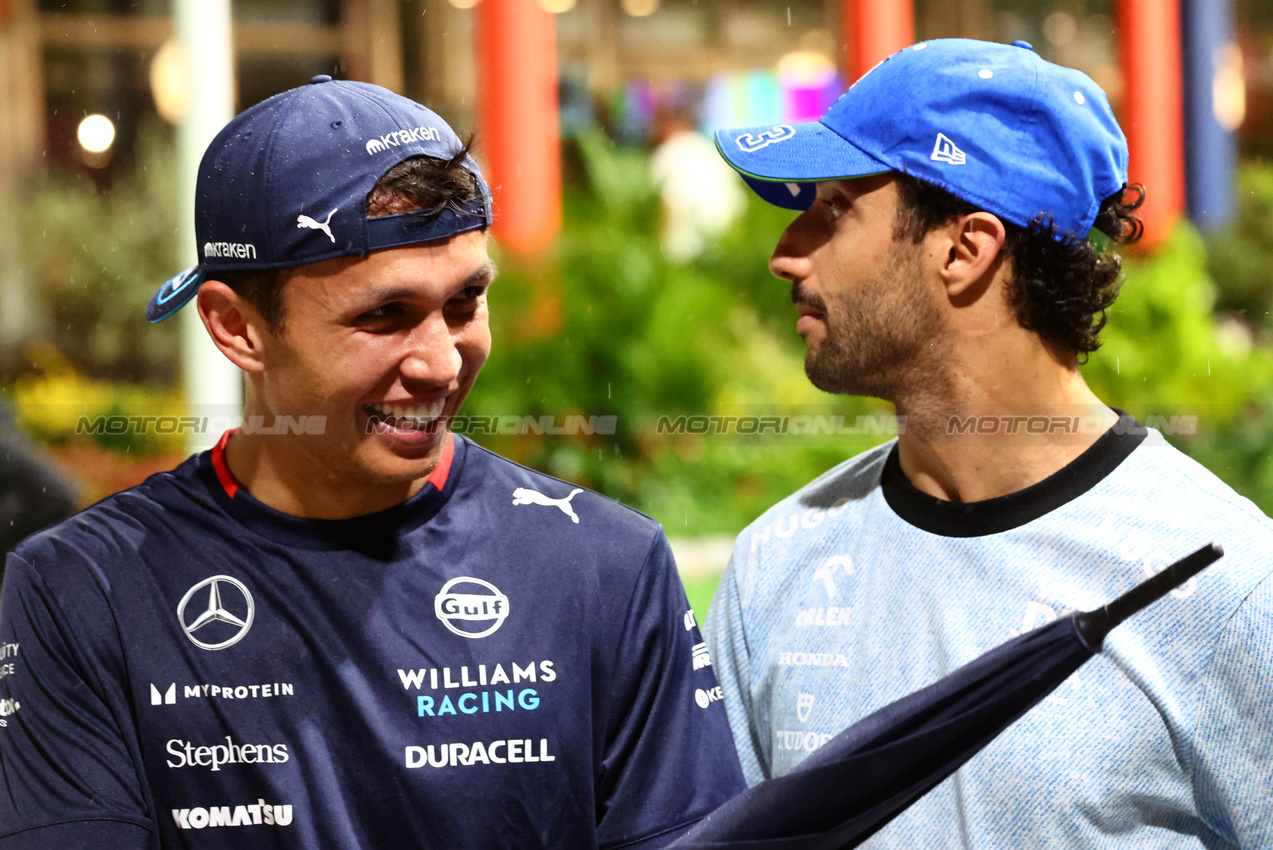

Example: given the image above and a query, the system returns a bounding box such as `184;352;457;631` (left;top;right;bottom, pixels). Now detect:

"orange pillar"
843;0;914;82
476;0;561;256
1116;0;1184;247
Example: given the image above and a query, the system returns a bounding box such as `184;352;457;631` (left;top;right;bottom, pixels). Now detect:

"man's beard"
800;240;946;401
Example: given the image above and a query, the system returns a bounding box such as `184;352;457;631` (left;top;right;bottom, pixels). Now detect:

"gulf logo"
434;577;511;639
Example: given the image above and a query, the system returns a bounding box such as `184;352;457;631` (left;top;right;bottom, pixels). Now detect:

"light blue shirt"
707;427;1273;848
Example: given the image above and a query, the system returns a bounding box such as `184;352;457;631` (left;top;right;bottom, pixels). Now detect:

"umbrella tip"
1075;541;1226;651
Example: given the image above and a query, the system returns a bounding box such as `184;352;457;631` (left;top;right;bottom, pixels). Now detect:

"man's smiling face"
253;228;493;494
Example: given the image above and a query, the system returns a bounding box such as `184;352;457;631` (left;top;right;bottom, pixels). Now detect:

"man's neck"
223;431;425;520
890;340;1118;504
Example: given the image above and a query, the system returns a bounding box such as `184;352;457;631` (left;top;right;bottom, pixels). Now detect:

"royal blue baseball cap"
148;76;493;323
715;38;1128;237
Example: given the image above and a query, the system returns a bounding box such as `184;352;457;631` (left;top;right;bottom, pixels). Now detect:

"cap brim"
714;121;891;210
147;267;207;323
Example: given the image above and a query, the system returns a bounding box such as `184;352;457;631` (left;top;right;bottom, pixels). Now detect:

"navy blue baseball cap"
715;38;1128;237
148;76;493;323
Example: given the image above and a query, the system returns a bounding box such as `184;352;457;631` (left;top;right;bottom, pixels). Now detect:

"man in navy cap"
706;39;1273;847
0;78;743;848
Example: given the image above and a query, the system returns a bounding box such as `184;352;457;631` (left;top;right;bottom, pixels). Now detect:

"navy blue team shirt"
0;433;745;848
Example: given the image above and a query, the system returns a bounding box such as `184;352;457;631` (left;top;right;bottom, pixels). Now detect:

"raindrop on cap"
1011;40;1034;51
310;74;334;84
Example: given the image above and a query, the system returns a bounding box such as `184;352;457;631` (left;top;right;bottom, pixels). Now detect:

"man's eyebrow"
355;262;499;306
470;260;498;285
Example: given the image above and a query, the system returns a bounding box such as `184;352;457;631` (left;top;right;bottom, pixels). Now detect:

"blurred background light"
621;0;659;18
76;114;115;168
775;30;839;124
537;0;576;13
1214;42;1246;131
77;114;115;154
1042;11;1078;46
447;0;480;9
150;39;192;125
776;49;835;85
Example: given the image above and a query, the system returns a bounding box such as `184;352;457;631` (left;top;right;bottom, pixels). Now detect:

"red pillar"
476;0;561;255
1116;0;1184;248
843;0;914;82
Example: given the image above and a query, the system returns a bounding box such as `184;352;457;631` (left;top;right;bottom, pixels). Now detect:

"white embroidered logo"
797;692;815;723
151;683;177;705
735;125;796;153
297;209;337;243
434;577;510;639
812;555;855;598
930;133;966;165
365;126;443;155
512;487;583;524
691;642;713;670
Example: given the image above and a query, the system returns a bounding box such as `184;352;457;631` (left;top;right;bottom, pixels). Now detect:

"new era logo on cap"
930;133;967;165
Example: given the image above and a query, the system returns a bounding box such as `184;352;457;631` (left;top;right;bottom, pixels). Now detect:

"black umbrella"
673;543;1224;850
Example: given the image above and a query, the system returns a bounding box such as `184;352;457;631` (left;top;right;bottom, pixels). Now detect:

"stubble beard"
803;241;946;402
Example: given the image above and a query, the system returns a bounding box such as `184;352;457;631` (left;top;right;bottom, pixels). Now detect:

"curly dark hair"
892;173;1145;359
217;138;483;333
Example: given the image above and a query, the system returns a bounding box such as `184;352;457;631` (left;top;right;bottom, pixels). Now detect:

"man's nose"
769;210;819;283
400;315;462;385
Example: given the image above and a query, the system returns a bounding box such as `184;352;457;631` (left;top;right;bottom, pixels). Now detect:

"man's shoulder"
1117;433;1273;534
736;440;894;545
457;437;664;545
1095;433;1273;626
720;441;893;605
11;453;206;575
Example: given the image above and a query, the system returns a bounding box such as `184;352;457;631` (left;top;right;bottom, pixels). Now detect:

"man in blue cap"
0;78;743;848
706;39;1273;847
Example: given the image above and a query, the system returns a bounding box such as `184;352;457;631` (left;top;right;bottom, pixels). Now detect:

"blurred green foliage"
1205;162;1273;326
1084;223;1273;421
17;125;182;385
1083;222;1273;514
11;344;184;456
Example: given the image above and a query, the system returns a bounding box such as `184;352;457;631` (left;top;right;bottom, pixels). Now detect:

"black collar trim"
880;412;1147;538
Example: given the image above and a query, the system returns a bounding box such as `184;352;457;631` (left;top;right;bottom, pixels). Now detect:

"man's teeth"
370;402;445;424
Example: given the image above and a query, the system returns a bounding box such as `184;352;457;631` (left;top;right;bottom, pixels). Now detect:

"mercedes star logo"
177;575;255;651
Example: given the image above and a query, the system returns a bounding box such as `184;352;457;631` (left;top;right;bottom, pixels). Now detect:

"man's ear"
938;212;1007;299
196;281;269;373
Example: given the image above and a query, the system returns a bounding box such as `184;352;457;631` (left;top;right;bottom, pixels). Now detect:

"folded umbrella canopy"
673;543;1224;850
